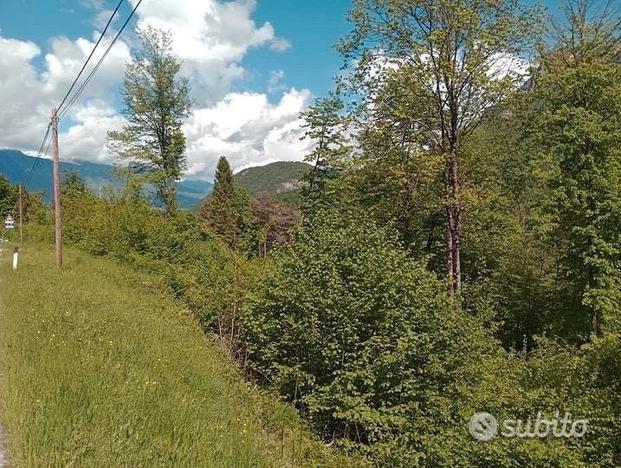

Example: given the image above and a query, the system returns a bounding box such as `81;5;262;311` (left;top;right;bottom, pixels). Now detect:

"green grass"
0;245;355;467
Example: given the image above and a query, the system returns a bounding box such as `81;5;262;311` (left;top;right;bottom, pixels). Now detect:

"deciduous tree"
108;27;191;215
339;0;541;298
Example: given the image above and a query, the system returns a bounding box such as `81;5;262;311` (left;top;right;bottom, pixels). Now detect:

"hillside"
234;161;312;203
0;150;212;209
0;244;355;467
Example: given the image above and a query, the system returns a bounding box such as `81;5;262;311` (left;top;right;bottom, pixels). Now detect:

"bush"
241;208;618;466
243;210;472;453
28;191;261;352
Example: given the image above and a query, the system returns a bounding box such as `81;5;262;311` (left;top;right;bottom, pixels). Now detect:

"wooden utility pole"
51;108;63;268
18;184;23;245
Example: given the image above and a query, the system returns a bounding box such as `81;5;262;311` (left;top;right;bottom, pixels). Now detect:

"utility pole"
51;108;63;268
18;184;23;245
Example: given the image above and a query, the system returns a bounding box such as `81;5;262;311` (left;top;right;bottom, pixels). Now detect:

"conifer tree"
200;157;253;250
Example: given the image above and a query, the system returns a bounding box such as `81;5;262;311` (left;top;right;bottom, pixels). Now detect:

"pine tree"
200;157;253;250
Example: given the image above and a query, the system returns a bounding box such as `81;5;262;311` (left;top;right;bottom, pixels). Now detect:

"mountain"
0;149;212;209
234;161;312;205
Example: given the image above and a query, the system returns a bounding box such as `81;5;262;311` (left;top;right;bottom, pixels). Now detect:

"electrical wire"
23;0;143;191
23;123;52;187
58;0;143;121
56;0;125;115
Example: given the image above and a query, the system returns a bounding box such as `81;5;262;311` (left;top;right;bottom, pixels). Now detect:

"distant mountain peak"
234;161;312;197
0;149;212;210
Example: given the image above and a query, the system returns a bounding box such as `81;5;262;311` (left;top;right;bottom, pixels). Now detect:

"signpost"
5;215;15;230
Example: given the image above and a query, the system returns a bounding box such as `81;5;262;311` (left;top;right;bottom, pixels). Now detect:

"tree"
0;175;17;219
300;95;350;215
61;171;88;196
339;0;541;298
108;27;191;215
523;0;621;338
344;75;446;256
23;191;48;224
199;157;253;250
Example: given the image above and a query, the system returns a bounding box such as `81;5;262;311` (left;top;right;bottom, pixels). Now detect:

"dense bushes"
243;210;463;444
241;208;620;466
28;189;260;351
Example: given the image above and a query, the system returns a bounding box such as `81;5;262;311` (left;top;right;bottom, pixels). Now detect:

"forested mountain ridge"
0;149;213;209
234;161;312;200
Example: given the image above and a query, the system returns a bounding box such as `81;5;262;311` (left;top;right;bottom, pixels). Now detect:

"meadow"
0;244;356;467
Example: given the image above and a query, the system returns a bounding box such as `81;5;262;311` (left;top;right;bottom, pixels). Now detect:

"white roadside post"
5;215;17;270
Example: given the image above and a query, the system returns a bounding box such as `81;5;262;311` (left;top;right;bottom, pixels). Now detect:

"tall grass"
0;245;356;467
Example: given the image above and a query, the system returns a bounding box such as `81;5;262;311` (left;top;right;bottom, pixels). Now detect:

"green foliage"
244;209;465;454
199;156;255;253
299;95;351;215
14;2;621;466
27;183;257;355
0;245;359;467
241;208;619;465
518;6;621;340
0;175;17;219
338;0;543;295
108;27;191;215
23;191;48;224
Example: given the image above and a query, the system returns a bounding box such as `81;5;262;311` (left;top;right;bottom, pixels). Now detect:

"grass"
0;244;356;467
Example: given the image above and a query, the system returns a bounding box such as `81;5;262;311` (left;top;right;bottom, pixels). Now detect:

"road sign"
5;215;15;230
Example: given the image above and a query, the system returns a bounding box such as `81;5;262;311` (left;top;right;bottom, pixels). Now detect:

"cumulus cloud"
184;89;312;177
0;0;311;179
132;0;291;102
61;101;126;161
0;31;130;161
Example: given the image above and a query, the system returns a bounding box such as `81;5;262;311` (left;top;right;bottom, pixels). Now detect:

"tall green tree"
108;27;191;215
300;95;350;215
339;0;541;298
524;0;621;338
199;157;253;251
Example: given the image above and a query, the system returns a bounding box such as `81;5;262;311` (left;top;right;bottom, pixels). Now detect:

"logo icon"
469;412;498;442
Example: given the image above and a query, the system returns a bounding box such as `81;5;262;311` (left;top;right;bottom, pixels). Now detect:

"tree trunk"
445;149;462;300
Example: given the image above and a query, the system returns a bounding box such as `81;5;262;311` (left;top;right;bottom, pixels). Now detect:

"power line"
23;123;52;188
58;0;143;121
56;0;125;115
23;0;142;189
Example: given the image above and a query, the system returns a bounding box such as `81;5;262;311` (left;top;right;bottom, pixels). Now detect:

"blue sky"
0;0;567;178
0;0;353;98
0;0;563;99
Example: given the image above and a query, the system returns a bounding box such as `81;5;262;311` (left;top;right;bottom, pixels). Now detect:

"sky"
0;0;562;180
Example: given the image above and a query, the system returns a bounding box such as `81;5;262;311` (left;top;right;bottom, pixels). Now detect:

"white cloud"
0;0;311;180
132;0;290;102
184;89;312;177
61;101;126;162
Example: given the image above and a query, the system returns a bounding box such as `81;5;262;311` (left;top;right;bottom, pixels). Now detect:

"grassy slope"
0;245;354;467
